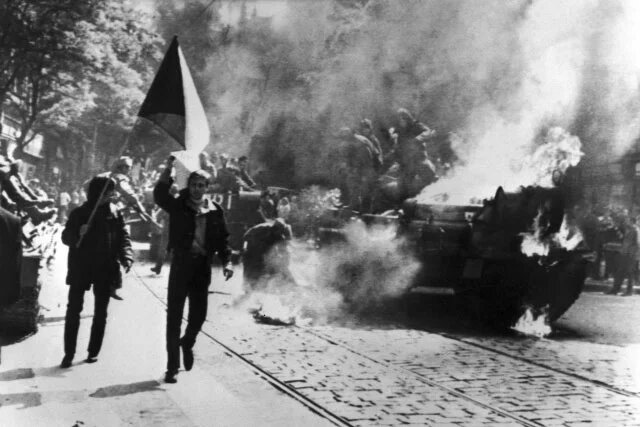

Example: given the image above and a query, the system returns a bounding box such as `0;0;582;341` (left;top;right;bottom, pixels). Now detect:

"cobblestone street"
134;258;640;427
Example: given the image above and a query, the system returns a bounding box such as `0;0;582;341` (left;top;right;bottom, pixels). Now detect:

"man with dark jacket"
60;176;133;368
154;156;233;384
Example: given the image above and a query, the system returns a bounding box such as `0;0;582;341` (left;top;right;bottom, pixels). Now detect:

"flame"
521;233;550;257
553;215;584;251
251;294;301;326
512;306;551;338
521;213;584;257
417;127;584;206
520;209;550;257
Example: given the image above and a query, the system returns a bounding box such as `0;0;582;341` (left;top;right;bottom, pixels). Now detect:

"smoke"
315;221;421;308
171;0;640;195
237;220;421;325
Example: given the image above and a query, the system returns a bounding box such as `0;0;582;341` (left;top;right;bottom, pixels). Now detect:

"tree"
1;0;162;182
36;1;162;181
0;0;101;148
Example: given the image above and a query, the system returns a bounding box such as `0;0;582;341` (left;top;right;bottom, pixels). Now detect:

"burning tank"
395;184;591;328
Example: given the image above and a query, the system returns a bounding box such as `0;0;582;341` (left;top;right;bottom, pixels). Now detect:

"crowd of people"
577;204;640;296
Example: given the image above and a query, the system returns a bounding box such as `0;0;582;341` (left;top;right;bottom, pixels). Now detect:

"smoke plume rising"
166;0;640;194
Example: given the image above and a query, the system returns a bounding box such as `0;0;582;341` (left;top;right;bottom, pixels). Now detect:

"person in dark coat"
154;156;234;384
60;176;133;368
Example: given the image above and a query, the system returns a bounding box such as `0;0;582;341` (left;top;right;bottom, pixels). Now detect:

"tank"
398;185;592;328
209;191;264;252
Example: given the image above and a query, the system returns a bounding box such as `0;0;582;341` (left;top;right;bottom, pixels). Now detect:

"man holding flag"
154;157;233;383
139;36;233;383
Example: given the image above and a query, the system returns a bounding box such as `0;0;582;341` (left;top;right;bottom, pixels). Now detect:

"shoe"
86;355;98;363
60;355;73;368
181;342;194;371
164;371;178;384
110;289;123;300
150;266;162;275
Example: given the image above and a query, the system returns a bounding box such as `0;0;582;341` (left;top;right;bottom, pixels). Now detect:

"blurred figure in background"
237;156;257;190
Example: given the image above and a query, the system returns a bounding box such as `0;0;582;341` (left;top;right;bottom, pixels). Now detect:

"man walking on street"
60;176;133;368
154;156;234;384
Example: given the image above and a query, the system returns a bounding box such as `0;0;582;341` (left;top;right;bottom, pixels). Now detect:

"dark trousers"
166;252;211;373
64;283;110;357
613;254;636;293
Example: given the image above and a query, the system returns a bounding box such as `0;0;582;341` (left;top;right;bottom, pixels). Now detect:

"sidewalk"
583;277;640;294
0;245;334;427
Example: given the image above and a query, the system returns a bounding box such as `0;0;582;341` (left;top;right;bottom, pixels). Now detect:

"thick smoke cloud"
239;221;421;325
182;0;640;194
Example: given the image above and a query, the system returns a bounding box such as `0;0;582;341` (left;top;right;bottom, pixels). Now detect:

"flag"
138;36;210;154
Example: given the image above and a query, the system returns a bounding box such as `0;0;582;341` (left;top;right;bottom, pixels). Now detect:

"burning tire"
460;253;587;329
525;254;587;322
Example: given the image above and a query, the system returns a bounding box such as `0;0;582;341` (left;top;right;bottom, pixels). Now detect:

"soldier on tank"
387;108;438;200
212;154;248;194
237;155;257;190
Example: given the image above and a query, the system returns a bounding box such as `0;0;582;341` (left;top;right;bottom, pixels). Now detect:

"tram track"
133;266;640;426
438;331;639;398
132;268;354;427
302;328;541;427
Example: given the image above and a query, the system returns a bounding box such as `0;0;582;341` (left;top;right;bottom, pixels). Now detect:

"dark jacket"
0;206;22;306
154;179;231;266
61;202;132;289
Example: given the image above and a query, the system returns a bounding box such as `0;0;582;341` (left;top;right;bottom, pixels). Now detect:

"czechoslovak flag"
138;36;209;186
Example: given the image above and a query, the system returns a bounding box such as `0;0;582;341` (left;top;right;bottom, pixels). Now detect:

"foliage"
40;1;162;160
0;0;100;146
0;0;162;183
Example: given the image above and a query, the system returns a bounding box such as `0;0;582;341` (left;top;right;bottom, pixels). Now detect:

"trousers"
64;283;111;357
166;251;211;372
